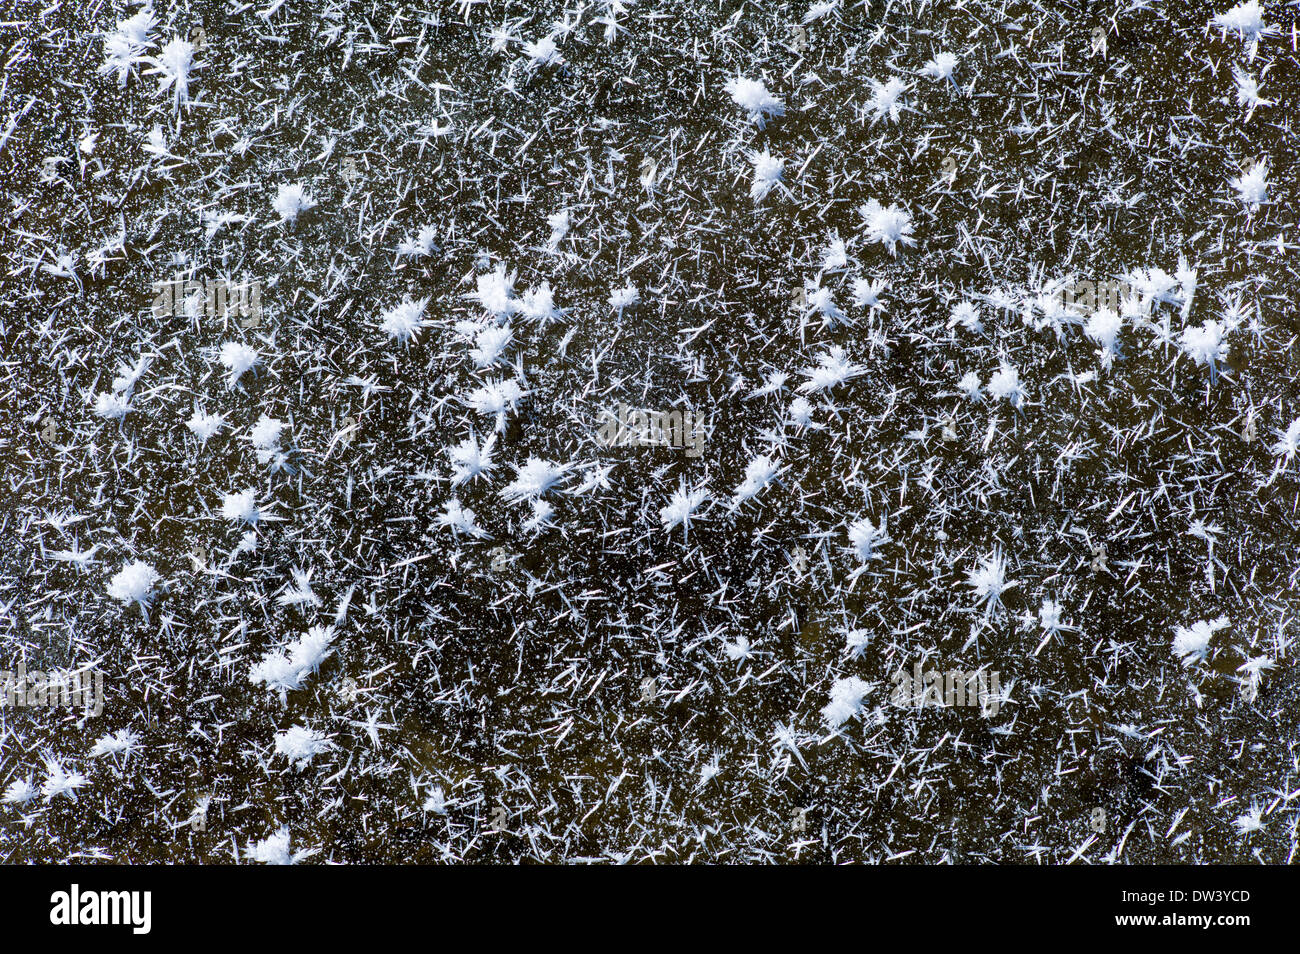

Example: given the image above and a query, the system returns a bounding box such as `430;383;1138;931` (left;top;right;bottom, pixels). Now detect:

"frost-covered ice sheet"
1;0;1298;864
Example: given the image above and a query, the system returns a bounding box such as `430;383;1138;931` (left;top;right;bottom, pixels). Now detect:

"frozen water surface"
1;0;1298;863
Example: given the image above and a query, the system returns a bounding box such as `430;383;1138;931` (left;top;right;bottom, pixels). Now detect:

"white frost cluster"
107;560;160;613
726;77;785;127
252;626;337;695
